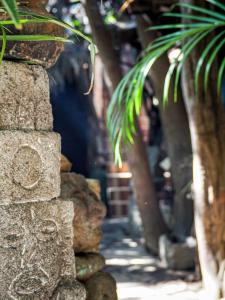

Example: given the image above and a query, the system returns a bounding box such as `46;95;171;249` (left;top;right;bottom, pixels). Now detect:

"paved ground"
101;218;203;300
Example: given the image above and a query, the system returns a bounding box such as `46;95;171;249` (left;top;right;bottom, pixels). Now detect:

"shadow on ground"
101;218;203;300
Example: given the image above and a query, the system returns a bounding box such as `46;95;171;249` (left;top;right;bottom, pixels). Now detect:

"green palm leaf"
1;0;21;29
0;9;96;93
108;0;225;162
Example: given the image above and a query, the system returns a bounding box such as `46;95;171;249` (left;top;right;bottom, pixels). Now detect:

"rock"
61;155;72;173
0;61;53;130
86;179;101;199
61;173;106;253
76;253;105;281
159;234;196;270
1;0;64;68
52;279;86;300
0;131;61;204
128;196;143;238
85;272;118;300
0;199;75;299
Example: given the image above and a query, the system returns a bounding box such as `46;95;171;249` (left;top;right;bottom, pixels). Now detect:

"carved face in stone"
0;200;75;299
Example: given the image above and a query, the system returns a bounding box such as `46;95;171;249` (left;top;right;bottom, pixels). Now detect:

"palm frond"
0;8;96;93
0;0;21;29
108;0;225;162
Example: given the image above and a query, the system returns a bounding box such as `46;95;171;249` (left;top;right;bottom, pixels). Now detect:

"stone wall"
0;45;117;300
61;172;118;300
0;61;78;299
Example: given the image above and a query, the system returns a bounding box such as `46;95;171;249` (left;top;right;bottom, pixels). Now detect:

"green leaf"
204;37;225;90
206;0;225;12
217;56;225;94
163;62;177;105
1;34;72;43
148;23;222;31
173;29;213;102
108;0;225;162
0;25;6;63
163;12;219;23
1;0;21;29
194;30;225;93
175;2;225;22
1;9;96;94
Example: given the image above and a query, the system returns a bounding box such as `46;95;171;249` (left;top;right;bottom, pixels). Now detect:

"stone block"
61;173;106;253
0;61;53;130
159;234;196;270
86;179;101;199
51;279;86;300
0;199;75;299
61;155;72;173
76;253;105;281
0;131;61;204
85;272;118;300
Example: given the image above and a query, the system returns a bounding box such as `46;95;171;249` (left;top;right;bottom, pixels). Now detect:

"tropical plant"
0;1;96;91
0;0;21;29
107;0;225;163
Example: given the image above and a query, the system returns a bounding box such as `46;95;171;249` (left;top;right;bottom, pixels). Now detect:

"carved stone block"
0;131;61;204
0;61;53;130
0;199;75;299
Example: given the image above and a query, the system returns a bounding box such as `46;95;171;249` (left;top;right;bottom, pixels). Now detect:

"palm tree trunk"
181;1;225;298
83;0;168;254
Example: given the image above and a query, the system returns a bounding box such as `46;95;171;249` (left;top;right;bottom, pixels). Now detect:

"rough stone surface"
51;279;86;300
0;61;53;130
61;155;72;173
61;173;106;253
85;272;118;300
0;131;61;204
159;235;196;270
86;179;101;198
0;199;75;299
76;253;105;281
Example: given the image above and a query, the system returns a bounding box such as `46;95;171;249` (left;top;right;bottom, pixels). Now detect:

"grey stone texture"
51;279;86;300
76;253;105;281
0;61;53;130
0;199;75;299
0;131;61;204
159;234;196;270
61;173;106;253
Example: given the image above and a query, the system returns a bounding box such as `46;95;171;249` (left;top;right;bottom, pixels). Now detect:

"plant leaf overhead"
0;5;96;93
108;0;225;163
0;0;21;29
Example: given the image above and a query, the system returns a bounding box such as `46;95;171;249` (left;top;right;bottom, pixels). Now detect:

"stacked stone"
0;1;89;298
61;172;118;300
0;61;86;299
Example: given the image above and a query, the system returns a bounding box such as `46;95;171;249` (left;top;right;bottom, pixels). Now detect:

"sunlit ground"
101;218;203;300
117;281;203;300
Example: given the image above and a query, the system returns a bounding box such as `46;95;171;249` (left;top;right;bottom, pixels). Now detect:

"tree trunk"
136;15;193;239
129;124;170;253
181;1;225;298
83;0;168;254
